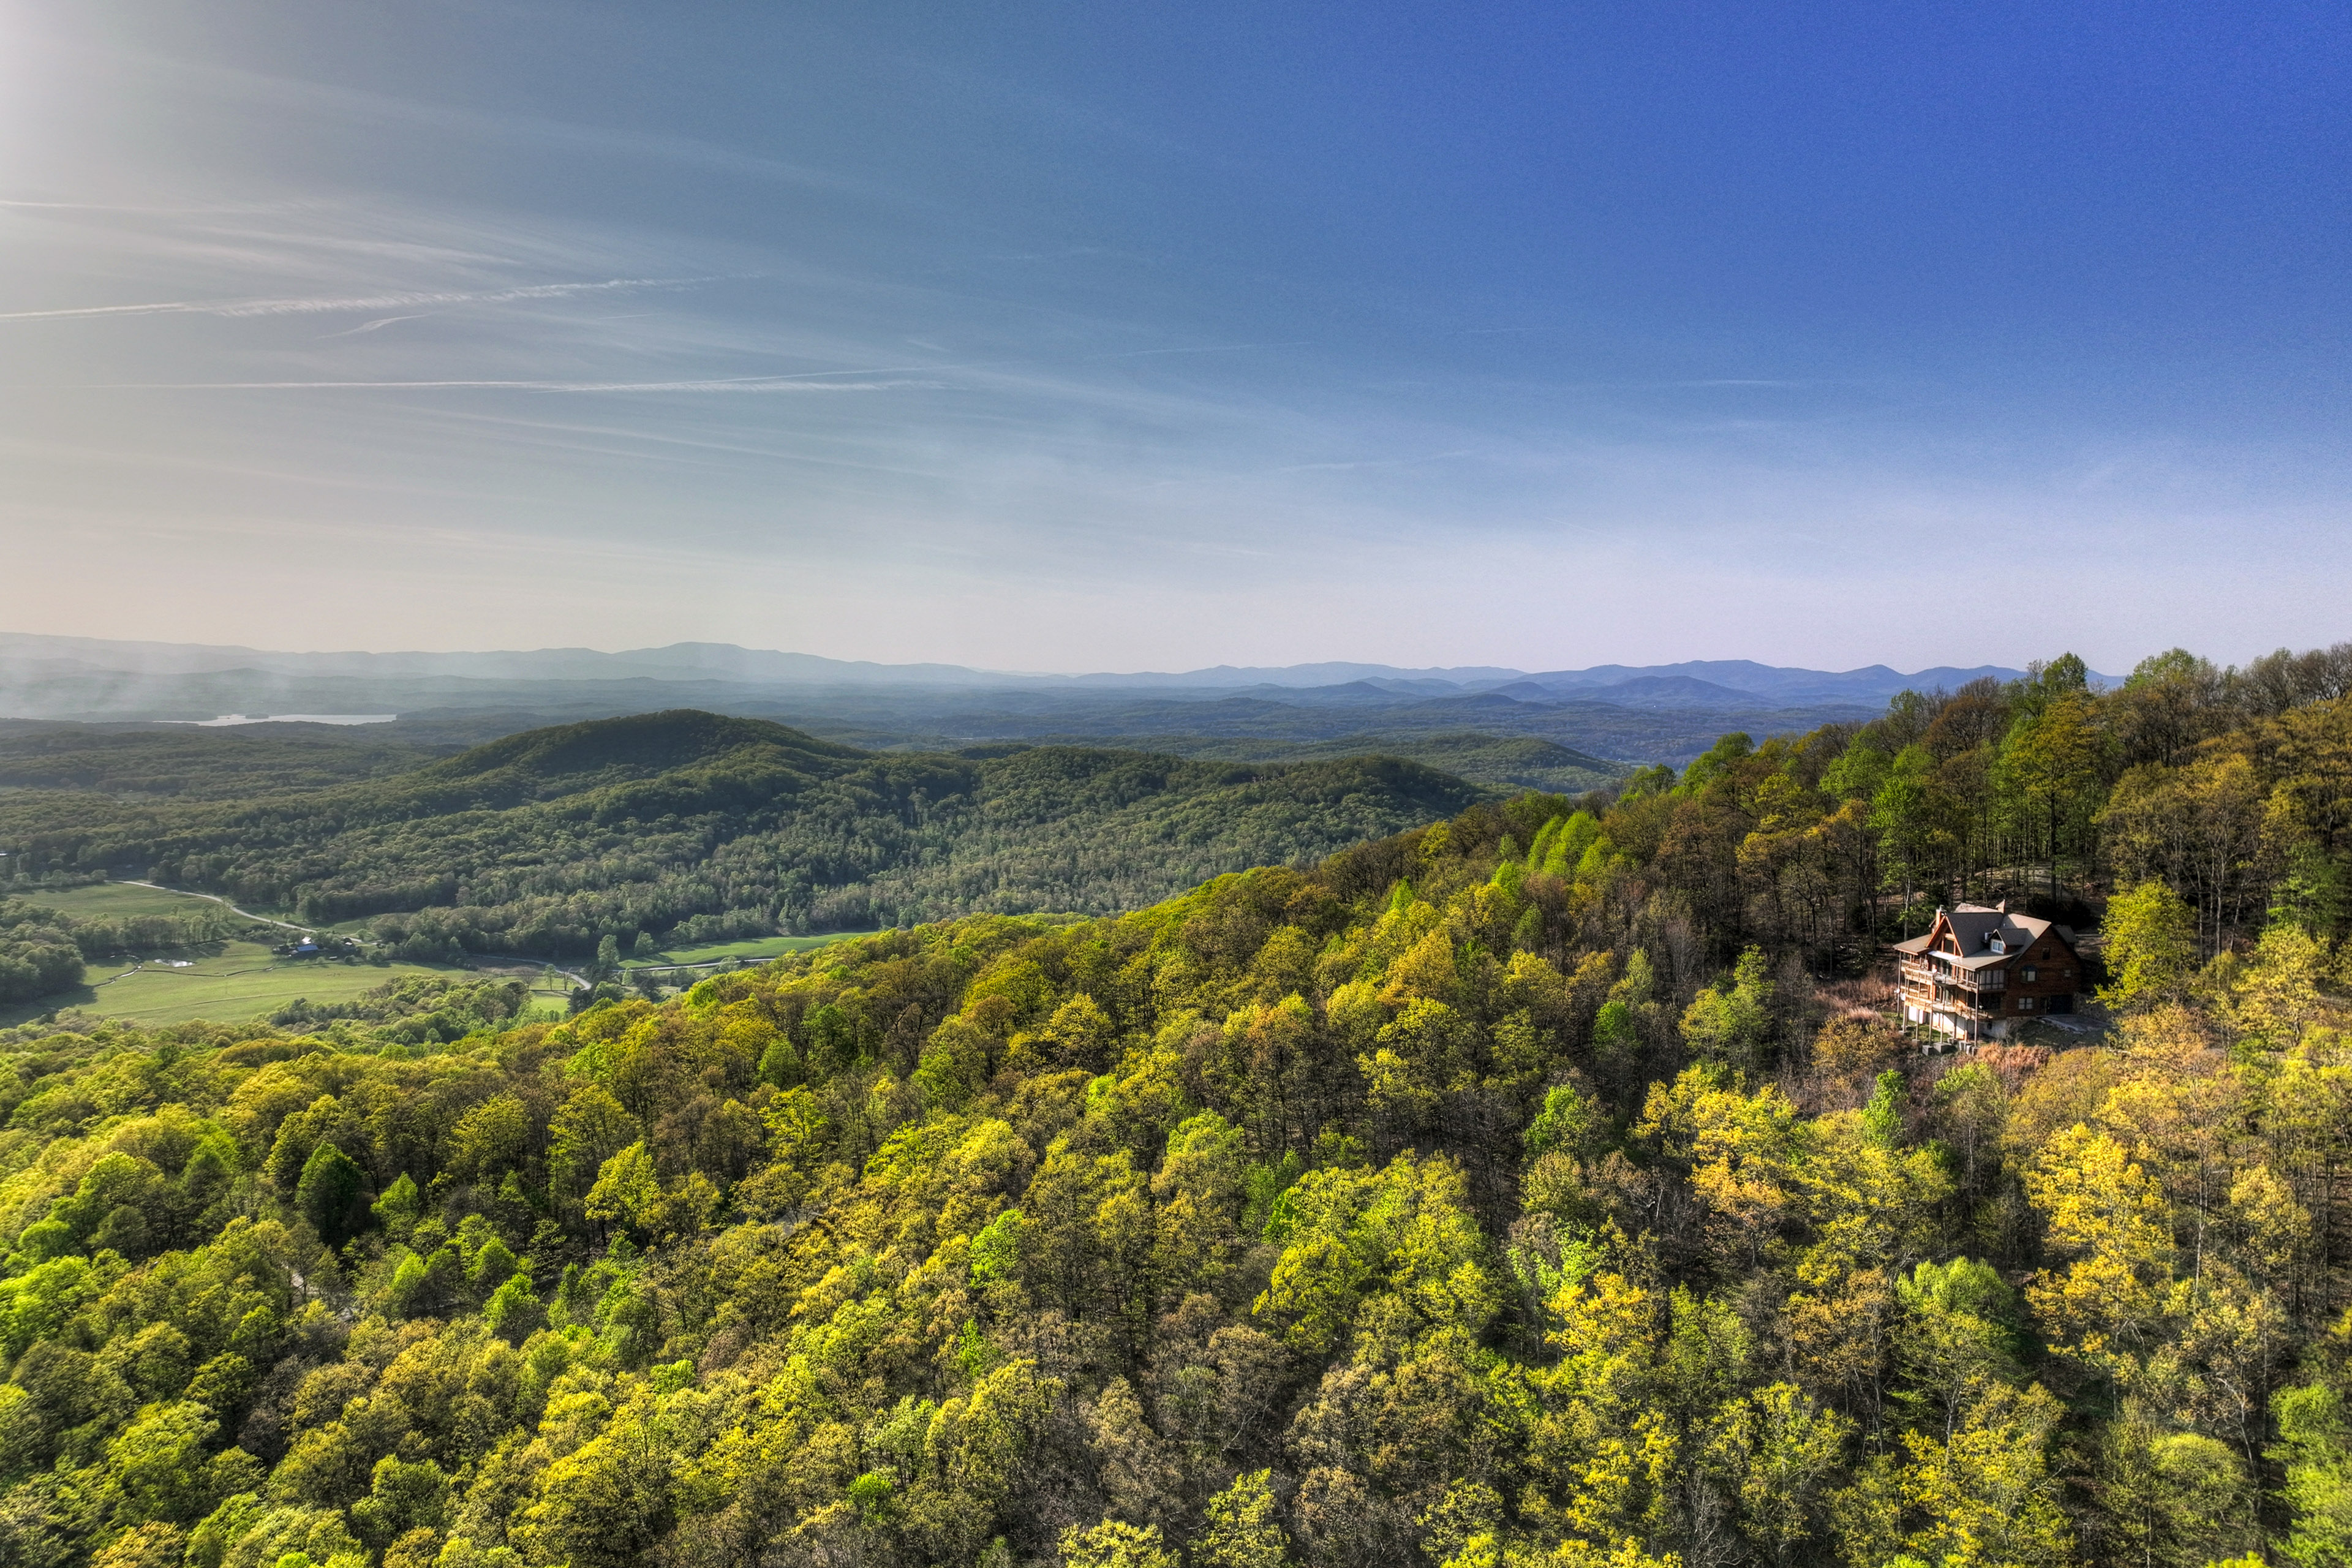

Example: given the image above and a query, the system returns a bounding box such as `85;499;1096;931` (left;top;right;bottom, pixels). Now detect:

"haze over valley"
0;630;2098;774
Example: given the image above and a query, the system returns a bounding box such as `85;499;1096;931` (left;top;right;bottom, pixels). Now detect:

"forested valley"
0;646;2349;1567
0;714;1486;977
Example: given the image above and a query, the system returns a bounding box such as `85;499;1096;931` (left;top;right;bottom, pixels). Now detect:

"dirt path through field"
115;880;310;933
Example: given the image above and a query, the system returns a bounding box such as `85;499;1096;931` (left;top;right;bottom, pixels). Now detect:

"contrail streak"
0;277;709;323
314;314;431;339
97;373;946;393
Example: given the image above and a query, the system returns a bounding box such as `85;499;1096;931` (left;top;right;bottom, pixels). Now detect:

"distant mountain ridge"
0;631;2087;703
1504;660;2052;705
0;635;1006;688
0;633;2117;764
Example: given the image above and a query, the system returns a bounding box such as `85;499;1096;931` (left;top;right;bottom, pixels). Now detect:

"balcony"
1900;988;2001;1023
1899;979;2007;1026
1900;956;2003;992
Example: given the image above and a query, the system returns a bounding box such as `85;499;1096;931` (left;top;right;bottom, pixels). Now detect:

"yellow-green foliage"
0;759;2349;1568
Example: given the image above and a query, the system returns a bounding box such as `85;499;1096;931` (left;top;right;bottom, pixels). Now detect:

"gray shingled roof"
1898;902;2079;962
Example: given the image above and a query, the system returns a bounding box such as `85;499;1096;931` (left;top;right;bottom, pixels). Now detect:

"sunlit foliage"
0;662;2349;1566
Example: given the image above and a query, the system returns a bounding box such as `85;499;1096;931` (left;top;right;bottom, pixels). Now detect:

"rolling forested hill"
0;712;1490;962
1;649;2351;1567
1023;733;1623;797
0;718;1621;803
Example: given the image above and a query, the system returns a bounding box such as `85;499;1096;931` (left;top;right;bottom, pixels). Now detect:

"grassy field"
7;880;304;942
7;881;244;920
0;882;881;1028
516;989;574;1022
624;931;881;970
0;938;470;1029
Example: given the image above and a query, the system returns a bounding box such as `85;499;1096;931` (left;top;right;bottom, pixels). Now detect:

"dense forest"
1071;734;1623;798
0;644;2343;1567
0;714;1487;971
0;721;1623;804
1604;644;2352;968
0;725;442;802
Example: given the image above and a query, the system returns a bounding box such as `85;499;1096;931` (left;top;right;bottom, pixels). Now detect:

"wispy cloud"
99;375;945;393
0;277;713;323
1090;341;1313;361
1268;449;1479;473
312;314;431;339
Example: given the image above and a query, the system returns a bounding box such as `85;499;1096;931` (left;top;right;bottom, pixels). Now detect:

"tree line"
0;899;240;1004
1603;643;2352;977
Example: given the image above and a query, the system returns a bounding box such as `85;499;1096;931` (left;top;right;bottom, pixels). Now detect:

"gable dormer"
1921;907;1954;954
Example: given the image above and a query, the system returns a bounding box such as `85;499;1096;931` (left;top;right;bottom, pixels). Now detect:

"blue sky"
1;1;2345;672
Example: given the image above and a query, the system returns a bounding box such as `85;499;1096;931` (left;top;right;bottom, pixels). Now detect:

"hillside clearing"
0;937;469;1027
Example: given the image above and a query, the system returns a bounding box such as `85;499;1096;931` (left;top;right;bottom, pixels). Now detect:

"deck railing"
1900;957;2005;992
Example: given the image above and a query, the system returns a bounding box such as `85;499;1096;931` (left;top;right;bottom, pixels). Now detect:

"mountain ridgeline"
0;632;2090;768
0;712;1491;958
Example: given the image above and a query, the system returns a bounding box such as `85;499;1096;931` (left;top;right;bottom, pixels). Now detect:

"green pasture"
0;901;884;1029
625;931;881;970
516;990;573;1022
1;938;469;1029
7;880;302;943
9;881;244;921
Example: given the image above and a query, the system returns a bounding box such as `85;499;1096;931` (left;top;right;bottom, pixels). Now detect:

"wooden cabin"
1891;902;2082;1042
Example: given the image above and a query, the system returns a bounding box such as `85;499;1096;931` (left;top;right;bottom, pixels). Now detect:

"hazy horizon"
0;627;2114;687
3;2;2343;672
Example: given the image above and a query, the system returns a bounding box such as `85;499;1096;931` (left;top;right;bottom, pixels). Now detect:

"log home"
1892;902;2082;1042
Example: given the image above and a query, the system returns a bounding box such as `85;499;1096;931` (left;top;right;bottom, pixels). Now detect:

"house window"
2024;968;2037;982
2016;995;2036;1011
